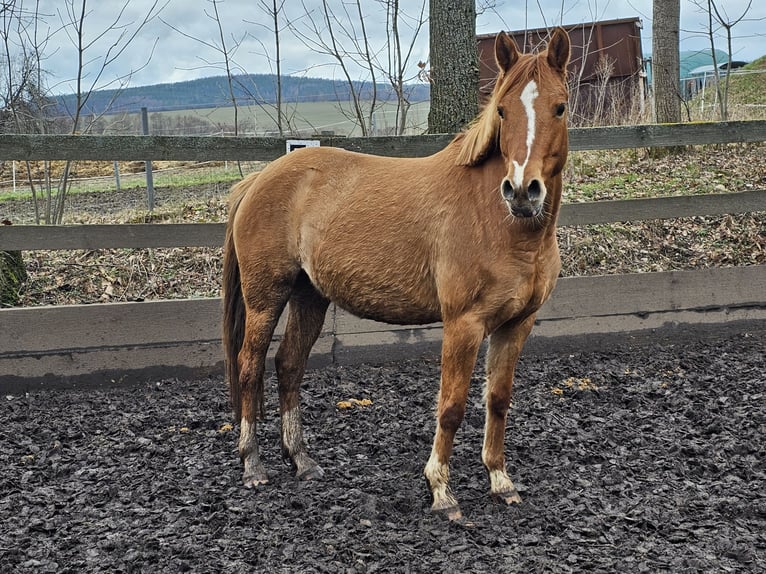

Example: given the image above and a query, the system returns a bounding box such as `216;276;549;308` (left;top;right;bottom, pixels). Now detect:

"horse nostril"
501;179;514;201
527;179;542;201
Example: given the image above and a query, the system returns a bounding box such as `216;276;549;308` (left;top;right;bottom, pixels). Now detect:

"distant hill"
54;74;430;117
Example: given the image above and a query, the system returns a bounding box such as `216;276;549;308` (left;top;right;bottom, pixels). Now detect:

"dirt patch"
1;332;764;572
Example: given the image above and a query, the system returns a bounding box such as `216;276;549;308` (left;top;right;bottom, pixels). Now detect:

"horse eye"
555;103;566;117
497;106;505;119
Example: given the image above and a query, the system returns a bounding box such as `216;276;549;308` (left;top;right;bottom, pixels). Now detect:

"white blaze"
511;80;539;190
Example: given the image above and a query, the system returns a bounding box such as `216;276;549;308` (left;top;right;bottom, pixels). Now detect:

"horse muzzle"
501;177;545;218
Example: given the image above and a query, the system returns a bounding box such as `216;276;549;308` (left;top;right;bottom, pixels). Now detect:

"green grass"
138;101;430;137
689;55;766;120
0;161;255;203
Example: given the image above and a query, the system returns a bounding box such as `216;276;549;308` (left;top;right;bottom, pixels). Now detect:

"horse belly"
307;248;441;326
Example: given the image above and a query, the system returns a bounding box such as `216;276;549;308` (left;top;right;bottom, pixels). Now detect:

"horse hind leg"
238;289;292;488
275;272;330;481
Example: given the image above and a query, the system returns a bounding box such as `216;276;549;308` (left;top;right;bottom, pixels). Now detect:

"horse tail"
222;178;251;421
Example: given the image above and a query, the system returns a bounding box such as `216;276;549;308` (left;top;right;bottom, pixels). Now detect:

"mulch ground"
1;331;764;573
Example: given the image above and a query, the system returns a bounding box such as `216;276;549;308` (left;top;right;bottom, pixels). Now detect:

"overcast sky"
32;0;766;95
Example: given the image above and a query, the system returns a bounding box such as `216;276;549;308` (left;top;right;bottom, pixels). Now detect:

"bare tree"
162;0;245;132
49;0;167;223
0;0;55;224
240;1;320;136
427;0;477;133
374;0;426;135
0;0;38;300
162;0;248;174
1;1;37;132
256;0;286;135
290;0;378;135
690;0;757;120
652;0;681;124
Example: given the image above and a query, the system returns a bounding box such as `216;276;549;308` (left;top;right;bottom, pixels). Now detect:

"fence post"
141;107;155;211
113;161;121;192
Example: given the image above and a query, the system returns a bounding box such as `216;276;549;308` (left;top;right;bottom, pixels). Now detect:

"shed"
477;17;647;125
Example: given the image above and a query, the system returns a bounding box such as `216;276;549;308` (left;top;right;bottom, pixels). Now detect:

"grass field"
131;100;431;137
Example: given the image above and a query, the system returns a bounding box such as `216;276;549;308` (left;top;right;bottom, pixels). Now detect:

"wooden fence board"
2;266;764;388
539;265;766;319
0;298;222;353
566;120;766;150
0;223;226;250
0;298;335;354
557;189;766;226
3;190;765;251
0;120;763;162
3;266;762;356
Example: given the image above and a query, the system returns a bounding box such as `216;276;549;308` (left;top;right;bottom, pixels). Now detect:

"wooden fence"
1;120;765;391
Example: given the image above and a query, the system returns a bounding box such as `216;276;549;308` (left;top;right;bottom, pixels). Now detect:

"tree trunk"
652;0;681;123
427;0;478;133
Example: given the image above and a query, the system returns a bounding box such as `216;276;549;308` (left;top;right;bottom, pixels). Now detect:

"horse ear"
546;27;570;73
494;31;520;74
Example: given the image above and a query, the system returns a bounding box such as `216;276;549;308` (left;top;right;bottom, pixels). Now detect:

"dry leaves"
336;398;373;409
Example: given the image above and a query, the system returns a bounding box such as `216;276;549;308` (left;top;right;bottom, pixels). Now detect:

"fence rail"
0;120;764;161
1;121;765;390
3;189;766;251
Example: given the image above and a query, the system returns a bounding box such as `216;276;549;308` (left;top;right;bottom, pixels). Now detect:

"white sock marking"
281;406;302;454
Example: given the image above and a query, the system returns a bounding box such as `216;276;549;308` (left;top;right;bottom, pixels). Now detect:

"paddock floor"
1;330;764;573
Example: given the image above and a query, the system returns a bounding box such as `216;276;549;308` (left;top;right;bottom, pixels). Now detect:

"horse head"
496;28;570;218
458;27;570;221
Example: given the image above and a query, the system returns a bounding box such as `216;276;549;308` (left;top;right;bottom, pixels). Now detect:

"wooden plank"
540;265;766;319
568;120;766;150
1;266;764;387
0;297;333;354
0;223;225;251
324;266;766;334
1;266;762;354
0;298;223;353
0;264;761;351
0;121;763;162
322;134;451;157
0;342;224;386
3;190;764;252
559;189;766;226
527;307;766;354
0;134;287;162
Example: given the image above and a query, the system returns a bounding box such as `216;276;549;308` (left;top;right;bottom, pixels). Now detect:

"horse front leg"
482;314;536;505
424;315;485;521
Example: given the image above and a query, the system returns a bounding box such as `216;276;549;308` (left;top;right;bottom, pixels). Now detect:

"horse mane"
454;51;547;167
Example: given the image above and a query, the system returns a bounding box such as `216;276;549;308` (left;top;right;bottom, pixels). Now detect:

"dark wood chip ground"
1;331;764;573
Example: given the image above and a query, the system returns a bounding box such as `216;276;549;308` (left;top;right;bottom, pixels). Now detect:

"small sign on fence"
286;139;320;154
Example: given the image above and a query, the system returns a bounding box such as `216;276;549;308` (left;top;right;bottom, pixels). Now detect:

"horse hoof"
297;464;324;481
432;505;475;527
433;504;462;521
492;488;522;505
242;470;269;488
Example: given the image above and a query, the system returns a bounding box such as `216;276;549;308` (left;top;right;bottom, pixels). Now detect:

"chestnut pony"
223;28;570;521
